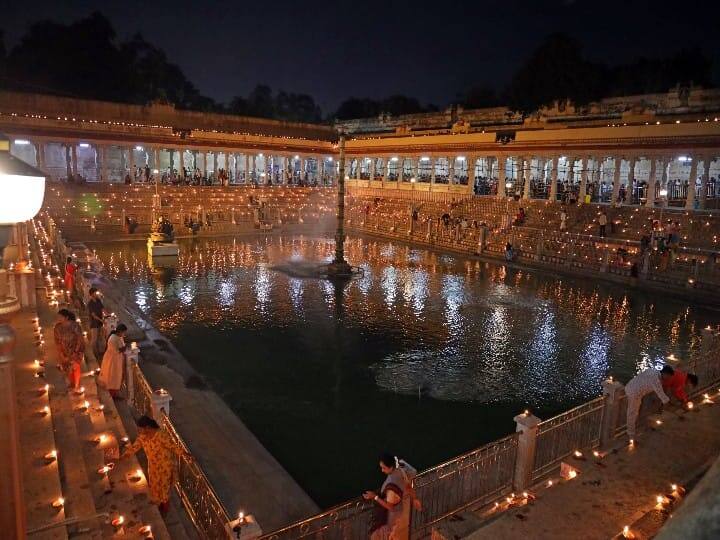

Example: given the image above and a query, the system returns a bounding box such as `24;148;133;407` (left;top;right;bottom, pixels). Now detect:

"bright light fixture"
659;189;668;197
678;156;691;162
456;156;465;161
390;157;399;162
420;156;430;161
14;139;30;145
135;145;144;151
79;143;90;148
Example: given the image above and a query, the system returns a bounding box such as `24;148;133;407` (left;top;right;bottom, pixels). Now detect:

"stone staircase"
16;232;195;539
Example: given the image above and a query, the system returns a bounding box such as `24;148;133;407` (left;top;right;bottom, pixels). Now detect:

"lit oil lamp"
130;468;144;482
52;497;65;509
40;405;51;417
111;515;125;528
39;384;49;395
44;449;58;463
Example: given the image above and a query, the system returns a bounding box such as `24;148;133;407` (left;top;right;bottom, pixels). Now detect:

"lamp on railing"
0;133;46;538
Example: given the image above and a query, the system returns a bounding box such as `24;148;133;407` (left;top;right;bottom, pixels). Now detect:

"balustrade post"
700;326;718;358
477;226;486;254
535;234;543;261
150;388;172;419
600;380;625;449
600;248;610;272
125;342;140;403
226;514;262;539
641;250;651;277
512;412;541;491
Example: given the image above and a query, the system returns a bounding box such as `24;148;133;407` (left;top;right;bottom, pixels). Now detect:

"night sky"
4;0;720;111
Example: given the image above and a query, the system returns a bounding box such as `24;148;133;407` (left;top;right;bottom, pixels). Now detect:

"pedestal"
150;389;172;420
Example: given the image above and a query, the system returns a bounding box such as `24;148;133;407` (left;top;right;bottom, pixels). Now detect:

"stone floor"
462;397;720;540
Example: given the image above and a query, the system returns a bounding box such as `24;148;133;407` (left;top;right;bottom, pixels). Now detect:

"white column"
71;144;78;176
700;155;712;209
430;157;436;188
127;146;135;178
522;156;531;200
398;157;405;183
448;157;455;185
685;156;698;209
626;156;636;204
468;156;476;194
245;154;250;183
645;157;658;207
611;156;623;203
497;157;507;199
549;157;559;201
579;157;589;202
369;158;376;182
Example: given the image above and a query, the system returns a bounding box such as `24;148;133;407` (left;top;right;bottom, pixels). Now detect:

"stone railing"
260;327;720;539
345;210;720;296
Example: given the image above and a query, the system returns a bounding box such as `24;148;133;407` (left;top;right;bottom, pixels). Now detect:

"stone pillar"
497;157;507;199
522;157;531;200
0;324;26;539
566;156;575;189
318;156;324;184
213;152;219;179
177;150;184;178
430;158;436;188
128;146;135;178
579;157;589;202
448;157;455;185
99;145;108;182
398;157;405;183
34;142;45;170
150;389;172;420
369;159;376;182
70;143;78;176
611;156;623;204
600;379;625;448
245;154;250;183
627;156;636;203
699;156;712;209
513;412;541;491
467;156;476;194
153;148;160;174
549;157;559;202
355;158;361;180
645;158;658;208
685;156;698;209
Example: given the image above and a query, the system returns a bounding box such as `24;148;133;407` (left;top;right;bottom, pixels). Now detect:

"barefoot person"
625;366;673;442
98;324;127;398
121;416;189;515
52;309;84;390
64;256;77;295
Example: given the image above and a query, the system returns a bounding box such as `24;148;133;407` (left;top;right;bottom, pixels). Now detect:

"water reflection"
94;234;715;506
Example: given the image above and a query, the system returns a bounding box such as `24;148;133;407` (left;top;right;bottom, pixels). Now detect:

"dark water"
94;234;715;507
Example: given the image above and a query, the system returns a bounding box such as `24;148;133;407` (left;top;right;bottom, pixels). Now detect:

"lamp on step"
0;133;46;538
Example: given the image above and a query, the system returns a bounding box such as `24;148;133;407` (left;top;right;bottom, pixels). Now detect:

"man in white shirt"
625;366;674;442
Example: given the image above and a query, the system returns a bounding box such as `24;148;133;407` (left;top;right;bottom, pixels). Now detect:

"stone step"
31;265;176;540
14;312;68;540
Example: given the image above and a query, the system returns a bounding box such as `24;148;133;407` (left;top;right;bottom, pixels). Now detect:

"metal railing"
161;414;232;540
127;359;232;539
258;497;375;540
410;434;518;537
128;361;153;418
532;397;605;481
